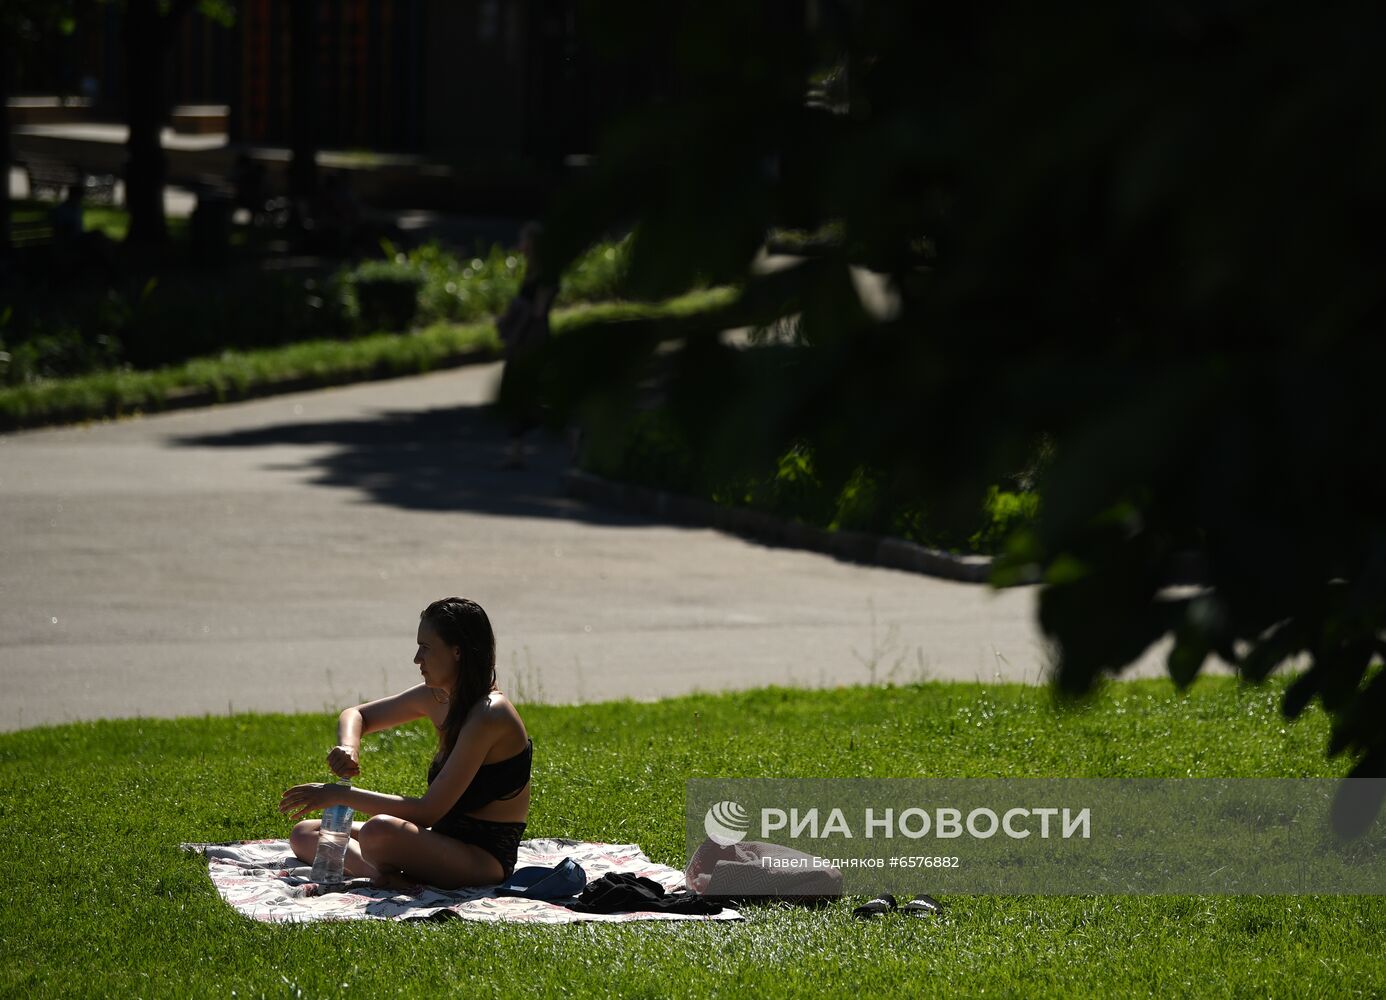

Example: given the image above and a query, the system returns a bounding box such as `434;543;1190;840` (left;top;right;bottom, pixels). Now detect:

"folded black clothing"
567;872;723;915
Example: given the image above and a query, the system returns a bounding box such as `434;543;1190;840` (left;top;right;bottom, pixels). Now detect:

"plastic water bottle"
309;778;353;884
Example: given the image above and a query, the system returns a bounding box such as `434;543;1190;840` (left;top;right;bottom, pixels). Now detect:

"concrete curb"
563;469;993;584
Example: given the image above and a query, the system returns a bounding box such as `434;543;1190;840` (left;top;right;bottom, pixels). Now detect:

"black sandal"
901;893;943;916
851;893;898;919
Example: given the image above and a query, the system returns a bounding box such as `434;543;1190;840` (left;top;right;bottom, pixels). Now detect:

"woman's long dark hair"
421;597;496;779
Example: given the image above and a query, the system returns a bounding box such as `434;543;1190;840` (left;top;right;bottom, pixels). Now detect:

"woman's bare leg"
289;819;382;879
357;815;505;889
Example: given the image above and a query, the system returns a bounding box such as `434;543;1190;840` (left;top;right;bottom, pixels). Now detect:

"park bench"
22;157;118;204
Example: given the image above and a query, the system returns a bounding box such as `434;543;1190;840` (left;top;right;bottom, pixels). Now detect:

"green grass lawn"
1;678;1381;998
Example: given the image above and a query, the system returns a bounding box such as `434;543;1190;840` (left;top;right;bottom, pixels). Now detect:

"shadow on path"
170;402;644;526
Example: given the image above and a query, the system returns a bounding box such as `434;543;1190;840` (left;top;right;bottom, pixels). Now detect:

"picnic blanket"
181;837;743;924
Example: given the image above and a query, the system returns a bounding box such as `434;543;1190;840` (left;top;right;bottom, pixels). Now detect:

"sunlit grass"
1;677;1381;998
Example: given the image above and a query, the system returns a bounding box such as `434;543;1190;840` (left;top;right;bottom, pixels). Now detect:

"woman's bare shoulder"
472;690;528;751
481;688;525;720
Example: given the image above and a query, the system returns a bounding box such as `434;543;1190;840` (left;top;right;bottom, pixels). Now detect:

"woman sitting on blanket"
280;597;531;890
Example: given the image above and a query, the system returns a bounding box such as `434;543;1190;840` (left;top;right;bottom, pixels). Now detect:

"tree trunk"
1;30;13;264
288;0;317;206
123;0;169;247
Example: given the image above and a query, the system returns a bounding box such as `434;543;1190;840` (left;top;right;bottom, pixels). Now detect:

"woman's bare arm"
328;684;435;778
331;709;503;827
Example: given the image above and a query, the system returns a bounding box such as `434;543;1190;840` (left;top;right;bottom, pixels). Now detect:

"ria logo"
703;800;750;846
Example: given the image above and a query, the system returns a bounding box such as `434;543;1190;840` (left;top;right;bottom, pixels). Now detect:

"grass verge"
10;198;184;245
0;288;734;433
2;677;1382;998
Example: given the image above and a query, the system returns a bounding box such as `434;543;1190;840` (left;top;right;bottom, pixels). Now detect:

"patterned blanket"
181;837;743;924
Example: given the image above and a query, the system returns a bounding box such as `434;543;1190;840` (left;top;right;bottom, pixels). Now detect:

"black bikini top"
428;738;532;816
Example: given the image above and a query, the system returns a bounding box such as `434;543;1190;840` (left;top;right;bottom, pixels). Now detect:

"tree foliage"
518;1;1386;793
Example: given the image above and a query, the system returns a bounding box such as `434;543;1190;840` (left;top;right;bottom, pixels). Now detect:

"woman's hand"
327;744;360;778
279;782;339;822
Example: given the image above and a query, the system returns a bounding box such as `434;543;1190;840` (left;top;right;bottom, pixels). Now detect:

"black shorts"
431;815;526;879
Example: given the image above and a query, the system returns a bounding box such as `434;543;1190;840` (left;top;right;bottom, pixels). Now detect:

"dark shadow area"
170;394;992;574
169;401;643;527
169;394;940;574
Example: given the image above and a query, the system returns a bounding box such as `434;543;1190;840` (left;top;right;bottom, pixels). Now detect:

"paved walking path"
0;363;1179;732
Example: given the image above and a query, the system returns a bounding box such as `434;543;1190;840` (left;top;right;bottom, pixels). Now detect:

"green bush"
346;241;522;330
4;233;635;390
711;443;837;527
0;327;124;385
585;408;698;493
0;296;130;387
413;243;522;324
0;293;723;431
345;260;425;332
2;232;638;398
829;465;884;533
2;265;354;383
586;411;1040;554
350;235;635;333
969;485;1041;553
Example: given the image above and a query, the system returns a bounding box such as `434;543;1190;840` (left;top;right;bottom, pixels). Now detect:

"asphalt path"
0;361;1179;732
